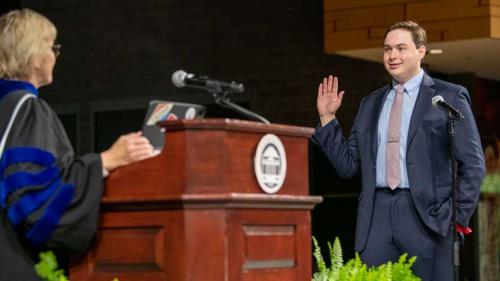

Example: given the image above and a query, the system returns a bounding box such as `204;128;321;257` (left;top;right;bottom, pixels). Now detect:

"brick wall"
21;0;389;132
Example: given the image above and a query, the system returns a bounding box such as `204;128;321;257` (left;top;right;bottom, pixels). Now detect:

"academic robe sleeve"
0;96;104;252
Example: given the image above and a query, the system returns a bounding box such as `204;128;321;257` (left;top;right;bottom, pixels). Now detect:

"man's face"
383;29;426;84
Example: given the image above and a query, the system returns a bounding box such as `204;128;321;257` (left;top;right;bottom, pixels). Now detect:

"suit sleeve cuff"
315;118;339;132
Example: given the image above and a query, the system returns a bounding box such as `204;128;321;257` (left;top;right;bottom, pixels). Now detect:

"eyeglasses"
51;44;61;57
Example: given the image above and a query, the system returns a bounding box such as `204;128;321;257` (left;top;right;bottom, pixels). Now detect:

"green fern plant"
329;238;343;272
35;251;120;281
312;237;421;281
34;251;68;281
312;237;329;281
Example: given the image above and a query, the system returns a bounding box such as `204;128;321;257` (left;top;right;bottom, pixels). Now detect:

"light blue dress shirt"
376;69;424;188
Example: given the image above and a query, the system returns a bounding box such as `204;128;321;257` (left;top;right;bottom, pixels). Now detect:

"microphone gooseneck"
171;70;269;124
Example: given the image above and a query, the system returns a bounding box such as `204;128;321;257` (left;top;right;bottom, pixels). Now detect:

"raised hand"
100;131;157;172
316;75;345;126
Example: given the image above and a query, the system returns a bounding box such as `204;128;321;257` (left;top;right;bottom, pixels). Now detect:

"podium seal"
254;134;287;194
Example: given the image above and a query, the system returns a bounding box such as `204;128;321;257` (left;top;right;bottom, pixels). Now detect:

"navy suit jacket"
312;73;485;252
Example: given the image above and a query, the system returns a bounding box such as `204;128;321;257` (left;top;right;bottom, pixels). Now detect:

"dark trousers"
359;188;453;281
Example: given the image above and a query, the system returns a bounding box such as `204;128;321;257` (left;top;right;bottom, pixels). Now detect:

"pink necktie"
386;85;404;189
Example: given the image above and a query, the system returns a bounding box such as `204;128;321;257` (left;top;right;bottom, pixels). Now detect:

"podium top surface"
159;118;315;137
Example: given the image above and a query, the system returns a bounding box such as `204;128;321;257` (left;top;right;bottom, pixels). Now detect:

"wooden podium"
70;119;322;281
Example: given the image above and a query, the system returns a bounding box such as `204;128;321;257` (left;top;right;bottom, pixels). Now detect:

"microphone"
171;70;244;93
431;95;464;120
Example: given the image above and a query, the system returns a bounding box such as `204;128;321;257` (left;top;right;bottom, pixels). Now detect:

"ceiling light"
428;49;443;54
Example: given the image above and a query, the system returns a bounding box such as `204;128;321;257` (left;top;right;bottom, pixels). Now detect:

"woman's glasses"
51;44;61;57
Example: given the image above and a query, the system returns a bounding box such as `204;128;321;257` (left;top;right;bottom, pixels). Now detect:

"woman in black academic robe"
0;9;155;280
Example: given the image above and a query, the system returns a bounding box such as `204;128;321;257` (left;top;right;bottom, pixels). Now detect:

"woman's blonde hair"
0;9;57;79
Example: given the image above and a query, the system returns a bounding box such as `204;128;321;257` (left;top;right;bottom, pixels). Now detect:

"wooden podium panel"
227;209;312;281
69;119;322;281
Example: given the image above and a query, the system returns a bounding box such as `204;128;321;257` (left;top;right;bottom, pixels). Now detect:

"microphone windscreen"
172;70;187;87
431;95;444;106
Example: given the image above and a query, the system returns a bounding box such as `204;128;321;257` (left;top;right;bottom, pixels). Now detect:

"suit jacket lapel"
407;73;435;151
371;85;390;164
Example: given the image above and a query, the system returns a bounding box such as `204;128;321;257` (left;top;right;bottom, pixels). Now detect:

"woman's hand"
100;131;156;172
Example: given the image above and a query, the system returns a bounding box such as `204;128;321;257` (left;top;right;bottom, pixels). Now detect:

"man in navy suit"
312;21;485;281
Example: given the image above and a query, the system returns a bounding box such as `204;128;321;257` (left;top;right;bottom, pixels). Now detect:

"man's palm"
317;75;344;125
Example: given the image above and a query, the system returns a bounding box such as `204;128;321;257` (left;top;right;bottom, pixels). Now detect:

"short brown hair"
0;9;57;79
384;21;427;48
